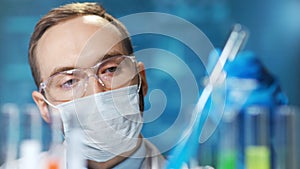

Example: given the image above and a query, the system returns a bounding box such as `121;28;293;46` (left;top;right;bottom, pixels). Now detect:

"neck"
87;135;143;169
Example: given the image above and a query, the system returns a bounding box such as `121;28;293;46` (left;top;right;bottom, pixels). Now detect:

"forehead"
36;15;127;81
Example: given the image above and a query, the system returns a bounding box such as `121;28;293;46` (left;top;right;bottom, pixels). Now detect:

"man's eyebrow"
49;51;125;77
96;51;125;62
50;66;75;77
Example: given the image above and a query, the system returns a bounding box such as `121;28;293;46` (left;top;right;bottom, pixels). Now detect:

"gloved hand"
207;49;288;109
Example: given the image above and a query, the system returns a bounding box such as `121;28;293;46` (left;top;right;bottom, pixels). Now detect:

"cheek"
130;75;139;85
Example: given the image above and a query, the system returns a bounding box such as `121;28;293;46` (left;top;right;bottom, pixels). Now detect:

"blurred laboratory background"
0;0;299;168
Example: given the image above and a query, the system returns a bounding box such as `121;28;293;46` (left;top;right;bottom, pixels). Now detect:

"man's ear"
32;91;51;123
137;62;148;96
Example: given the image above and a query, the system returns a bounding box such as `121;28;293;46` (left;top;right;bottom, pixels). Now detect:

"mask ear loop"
42;95;57;109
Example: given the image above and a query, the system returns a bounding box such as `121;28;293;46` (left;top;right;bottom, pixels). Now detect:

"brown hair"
28;2;133;88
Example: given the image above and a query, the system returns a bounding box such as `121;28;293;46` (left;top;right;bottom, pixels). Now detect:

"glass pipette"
165;24;248;169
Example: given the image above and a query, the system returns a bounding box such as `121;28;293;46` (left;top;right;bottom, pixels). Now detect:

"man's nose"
84;75;106;96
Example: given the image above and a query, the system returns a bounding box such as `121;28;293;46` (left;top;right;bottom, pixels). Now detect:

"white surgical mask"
48;85;143;162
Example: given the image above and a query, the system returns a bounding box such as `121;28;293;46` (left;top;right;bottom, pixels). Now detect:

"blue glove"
207;49;288;109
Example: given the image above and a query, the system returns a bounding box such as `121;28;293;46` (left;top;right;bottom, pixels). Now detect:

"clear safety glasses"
39;55;139;102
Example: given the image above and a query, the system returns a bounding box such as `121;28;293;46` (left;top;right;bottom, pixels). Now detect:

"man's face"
37;15;128;101
32;15;147;122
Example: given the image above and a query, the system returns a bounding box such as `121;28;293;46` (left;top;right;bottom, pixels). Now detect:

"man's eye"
105;66;118;73
61;79;79;89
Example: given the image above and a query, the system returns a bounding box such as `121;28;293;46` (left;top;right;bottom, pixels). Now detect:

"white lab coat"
0;139;166;169
140;139;166;169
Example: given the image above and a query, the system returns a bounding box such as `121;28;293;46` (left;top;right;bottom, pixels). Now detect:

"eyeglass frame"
38;55;140;103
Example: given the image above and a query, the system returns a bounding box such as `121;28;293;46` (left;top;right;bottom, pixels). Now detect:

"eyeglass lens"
44;56;137;102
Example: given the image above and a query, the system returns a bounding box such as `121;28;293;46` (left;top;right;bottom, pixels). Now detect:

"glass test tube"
67;129;85;169
244;105;270;169
51;111;64;146
25;104;42;141
47;111;64;169
1;103;19;169
217;110;238;169
20;104;42;169
274;105;298;169
66;111;85;169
